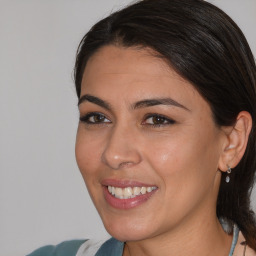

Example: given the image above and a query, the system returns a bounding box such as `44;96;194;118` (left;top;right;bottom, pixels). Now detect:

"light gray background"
0;1;255;255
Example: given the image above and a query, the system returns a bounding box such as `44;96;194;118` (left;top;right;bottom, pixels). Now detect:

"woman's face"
76;45;226;241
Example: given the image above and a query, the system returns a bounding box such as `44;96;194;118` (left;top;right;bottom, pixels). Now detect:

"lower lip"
103;186;157;209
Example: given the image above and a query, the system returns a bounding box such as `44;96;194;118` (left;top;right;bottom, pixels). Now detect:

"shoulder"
27;237;124;256
77;237;124;256
27;240;86;256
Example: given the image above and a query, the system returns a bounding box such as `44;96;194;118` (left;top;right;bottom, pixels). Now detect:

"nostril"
119;162;134;168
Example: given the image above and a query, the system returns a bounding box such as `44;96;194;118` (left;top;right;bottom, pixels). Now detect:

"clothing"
27;226;255;256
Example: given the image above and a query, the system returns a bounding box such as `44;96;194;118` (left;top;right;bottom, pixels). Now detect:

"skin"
75;45;235;256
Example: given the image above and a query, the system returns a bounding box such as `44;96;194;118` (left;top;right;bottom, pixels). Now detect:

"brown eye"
143;114;175;126
80;112;111;124
90;114;105;123
151;116;167;124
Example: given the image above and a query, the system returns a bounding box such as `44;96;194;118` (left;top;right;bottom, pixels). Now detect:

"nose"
101;125;142;170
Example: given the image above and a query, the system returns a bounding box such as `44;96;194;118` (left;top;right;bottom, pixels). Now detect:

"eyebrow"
78;94;189;111
133;98;189;111
78;94;111;110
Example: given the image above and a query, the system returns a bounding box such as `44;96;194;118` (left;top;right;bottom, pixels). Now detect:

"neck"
123;213;232;256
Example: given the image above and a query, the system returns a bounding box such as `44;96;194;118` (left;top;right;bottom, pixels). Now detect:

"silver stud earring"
225;166;232;183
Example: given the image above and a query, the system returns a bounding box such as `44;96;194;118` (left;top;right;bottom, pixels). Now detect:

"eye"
143;114;175;126
80;112;111;124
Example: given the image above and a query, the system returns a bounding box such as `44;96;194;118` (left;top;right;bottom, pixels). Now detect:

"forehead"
80;45;210;114
84;45;171;75
82;45;192;92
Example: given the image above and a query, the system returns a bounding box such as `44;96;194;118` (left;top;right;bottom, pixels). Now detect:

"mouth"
101;180;158;209
107;185;157;199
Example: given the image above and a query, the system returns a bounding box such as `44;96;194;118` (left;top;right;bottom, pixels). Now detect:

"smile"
107;186;157;199
102;179;158;209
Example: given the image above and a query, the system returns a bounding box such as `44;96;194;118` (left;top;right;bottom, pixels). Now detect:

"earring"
225;165;232;183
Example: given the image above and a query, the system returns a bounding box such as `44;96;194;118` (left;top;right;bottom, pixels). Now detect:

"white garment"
76;239;107;256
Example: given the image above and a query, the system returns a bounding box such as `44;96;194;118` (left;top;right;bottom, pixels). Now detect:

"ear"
218;111;252;172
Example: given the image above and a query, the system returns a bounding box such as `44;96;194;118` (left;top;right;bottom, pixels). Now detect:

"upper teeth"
107;186;157;199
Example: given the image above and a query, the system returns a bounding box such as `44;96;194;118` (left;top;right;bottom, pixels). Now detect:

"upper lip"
101;179;157;188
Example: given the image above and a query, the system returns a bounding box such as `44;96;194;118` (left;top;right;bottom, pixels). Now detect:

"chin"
101;214;156;242
106;226;152;242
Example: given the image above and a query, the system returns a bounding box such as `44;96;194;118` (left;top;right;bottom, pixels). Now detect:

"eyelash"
143;113;175;127
80;112;111;125
79;112;175;127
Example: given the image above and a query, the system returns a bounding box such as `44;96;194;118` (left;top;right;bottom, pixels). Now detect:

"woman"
28;0;256;255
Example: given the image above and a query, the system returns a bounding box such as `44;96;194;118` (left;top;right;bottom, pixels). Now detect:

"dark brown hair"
74;0;256;248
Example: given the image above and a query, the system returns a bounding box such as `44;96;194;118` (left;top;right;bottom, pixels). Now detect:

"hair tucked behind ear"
74;0;256;248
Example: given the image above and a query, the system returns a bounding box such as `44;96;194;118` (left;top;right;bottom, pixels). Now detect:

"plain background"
0;1;255;255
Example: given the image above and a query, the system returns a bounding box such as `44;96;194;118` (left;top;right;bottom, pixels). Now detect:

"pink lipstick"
102;179;158;209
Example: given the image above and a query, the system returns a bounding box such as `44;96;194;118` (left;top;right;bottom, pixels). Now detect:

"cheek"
75;129;102;177
146;128;219;190
144;133;189;176
147;133;218;220
75;130;106;206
